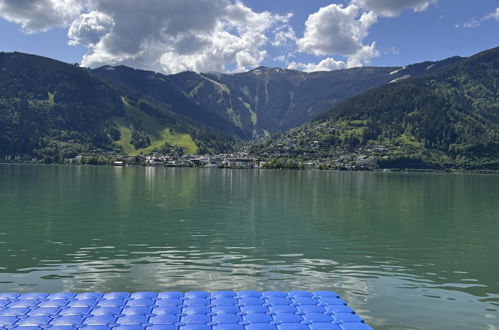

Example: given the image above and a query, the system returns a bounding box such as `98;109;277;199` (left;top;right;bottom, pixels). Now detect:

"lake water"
0;165;498;329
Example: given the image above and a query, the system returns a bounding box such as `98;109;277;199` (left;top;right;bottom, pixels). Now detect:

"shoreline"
1;161;498;175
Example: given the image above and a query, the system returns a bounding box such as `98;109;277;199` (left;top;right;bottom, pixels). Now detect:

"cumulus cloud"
0;0;291;73
351;0;437;17
288;57;347;72
157;18;270;74
1;0;441;73
292;0;437;70
0;0;83;33
346;42;378;67
288;44;378;72
77;0;229;71
297;5;374;56
296;4;378;68
73;0;290;73
68;11;114;46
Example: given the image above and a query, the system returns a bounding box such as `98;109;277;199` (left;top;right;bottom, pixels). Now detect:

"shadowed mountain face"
0;52;235;160
93;55;463;139
90;66;248;139
0;48;493;166
249;47;499;169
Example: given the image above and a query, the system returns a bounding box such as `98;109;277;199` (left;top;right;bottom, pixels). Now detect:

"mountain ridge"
0;48;497;168
0;51;235;161
93;58;463;139
249;47;499;169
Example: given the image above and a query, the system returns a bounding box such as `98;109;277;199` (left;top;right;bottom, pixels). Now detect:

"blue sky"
0;0;498;73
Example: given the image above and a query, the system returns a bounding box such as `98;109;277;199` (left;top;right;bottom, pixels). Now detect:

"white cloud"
274;55;287;63
486;7;499;21
75;0;291;73
462;18;480;28
351;0;437;17
296;4;378;69
0;0;442;73
157;19;270;74
68;11;114;46
381;46;400;55
272;25;297;47
0;0;291;73
288;57;347;72
0;0;83;33
461;7;499;28
291;0;437;71
346;42;378;67
297;4;373;56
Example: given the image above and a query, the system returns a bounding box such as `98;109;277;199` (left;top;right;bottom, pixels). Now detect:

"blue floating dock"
0;291;372;329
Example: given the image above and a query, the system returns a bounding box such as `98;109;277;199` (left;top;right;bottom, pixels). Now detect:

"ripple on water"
1;166;498;330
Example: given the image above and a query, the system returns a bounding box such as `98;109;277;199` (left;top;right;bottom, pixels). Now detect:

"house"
305;161;316;169
228;158;255;168
356;156;376;166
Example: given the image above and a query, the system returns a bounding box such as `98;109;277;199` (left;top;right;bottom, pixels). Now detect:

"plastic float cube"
0;291;373;329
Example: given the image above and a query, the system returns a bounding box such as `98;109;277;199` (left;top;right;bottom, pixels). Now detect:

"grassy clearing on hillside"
47;92;55;105
225;107;243;129
396;134;424;147
113;117;135;155
114;98;197;156
202;75;230;94
240;97;257;126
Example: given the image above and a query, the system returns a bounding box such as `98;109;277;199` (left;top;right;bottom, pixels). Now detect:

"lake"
0;164;498;329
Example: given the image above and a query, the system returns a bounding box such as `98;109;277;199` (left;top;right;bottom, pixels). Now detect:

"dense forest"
1;47;498;169
249;47;499;170
0;52;235;162
94;59;456;138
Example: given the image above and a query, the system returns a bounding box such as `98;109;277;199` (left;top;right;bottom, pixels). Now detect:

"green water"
0;165;498;329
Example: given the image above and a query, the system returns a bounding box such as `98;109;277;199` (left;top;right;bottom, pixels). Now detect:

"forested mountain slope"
249;47;499;169
94;56;462;139
0;52;234;161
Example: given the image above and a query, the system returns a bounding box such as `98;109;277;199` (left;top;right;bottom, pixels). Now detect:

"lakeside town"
3;121;495;172
2;146;384;171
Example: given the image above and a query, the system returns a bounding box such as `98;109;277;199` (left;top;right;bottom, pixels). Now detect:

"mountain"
0;52;235;162
91;65;248;138
93;58;462;139
1;48;496;167
249;47;499;169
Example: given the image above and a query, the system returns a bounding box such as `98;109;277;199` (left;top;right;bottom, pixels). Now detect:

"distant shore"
1;160;498;174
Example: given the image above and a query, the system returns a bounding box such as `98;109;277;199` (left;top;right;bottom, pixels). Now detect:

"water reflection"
0;165;498;329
